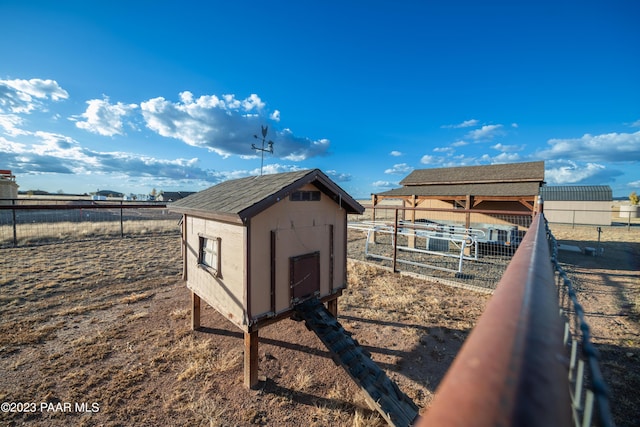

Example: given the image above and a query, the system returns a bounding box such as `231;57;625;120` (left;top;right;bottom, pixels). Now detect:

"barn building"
168;169;364;387
539;185;612;226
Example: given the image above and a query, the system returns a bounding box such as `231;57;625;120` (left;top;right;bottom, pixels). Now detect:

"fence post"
120;201;124;238
392;208;399;272
12;199;17;247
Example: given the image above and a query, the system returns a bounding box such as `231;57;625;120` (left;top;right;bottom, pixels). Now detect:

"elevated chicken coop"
169;169;364;388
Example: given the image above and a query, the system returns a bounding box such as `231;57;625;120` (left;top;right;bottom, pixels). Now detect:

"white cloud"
0;114;28;136
420;155;442;164
389;150;403;157
442;119;479;129
628;119;640;128
545;161;606;184
491;143;524;152
325;170;352;182
0;136;28;153
372;180;397;188
0;78;68;114
538;131;640;162
73;97;138;136
384;163;413;174
140;91;328;160
451;140;468;147
492;152;522;163
466;124;504;141
433;146;454;154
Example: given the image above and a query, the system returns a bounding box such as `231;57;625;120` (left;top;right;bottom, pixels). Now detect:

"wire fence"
0;199;181;248
550;228;616;427
347;205;533;291
544;207;639;230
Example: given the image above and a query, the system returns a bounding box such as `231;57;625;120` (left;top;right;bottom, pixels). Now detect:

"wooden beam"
465;195;473;229
408;195;417;248
191;291;201;330
519;198;535;211
244;330;259;389
327;298;338;317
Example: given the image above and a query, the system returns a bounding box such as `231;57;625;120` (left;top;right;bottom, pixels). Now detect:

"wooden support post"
368;194;378;244
327;298;338;317
464;195;473;256
191;292;201;330
244;330;259;389
408;195;417;248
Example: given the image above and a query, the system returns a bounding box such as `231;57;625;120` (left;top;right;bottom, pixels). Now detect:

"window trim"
197;234;221;277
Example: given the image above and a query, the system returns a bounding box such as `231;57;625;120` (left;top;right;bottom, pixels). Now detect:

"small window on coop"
198;235;221;277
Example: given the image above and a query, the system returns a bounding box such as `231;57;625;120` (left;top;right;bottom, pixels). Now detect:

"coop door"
289;251;320;304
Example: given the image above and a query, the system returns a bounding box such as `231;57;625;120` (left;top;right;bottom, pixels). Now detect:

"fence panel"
0;200;181;248
348;205;532;290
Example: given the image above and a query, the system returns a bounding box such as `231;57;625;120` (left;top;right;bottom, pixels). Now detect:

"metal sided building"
168;169;363;387
540;185;612;226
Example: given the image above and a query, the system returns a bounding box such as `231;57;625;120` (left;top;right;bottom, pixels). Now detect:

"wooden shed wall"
184;216;247;329
249;183;346;318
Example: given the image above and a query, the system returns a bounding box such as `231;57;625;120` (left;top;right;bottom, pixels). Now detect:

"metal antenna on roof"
251;125;274;176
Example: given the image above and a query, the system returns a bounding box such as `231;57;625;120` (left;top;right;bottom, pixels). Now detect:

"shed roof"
169;169;364;223
400;161;544;186
540;185;612;202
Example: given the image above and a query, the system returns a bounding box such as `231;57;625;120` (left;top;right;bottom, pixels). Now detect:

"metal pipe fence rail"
0;199;181;248
413;212;614;427
348;205;533;290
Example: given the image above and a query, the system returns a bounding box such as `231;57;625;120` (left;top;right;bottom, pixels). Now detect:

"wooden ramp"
293;298;419;427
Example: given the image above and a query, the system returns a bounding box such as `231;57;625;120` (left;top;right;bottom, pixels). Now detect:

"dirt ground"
0;223;638;426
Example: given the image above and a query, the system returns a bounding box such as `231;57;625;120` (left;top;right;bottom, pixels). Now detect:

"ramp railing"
414;212;615;427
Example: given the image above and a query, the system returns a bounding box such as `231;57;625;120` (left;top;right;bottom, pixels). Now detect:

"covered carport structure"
372;161;545;228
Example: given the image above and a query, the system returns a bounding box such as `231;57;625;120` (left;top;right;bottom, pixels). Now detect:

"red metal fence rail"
415;212;572;426
413;211;615;427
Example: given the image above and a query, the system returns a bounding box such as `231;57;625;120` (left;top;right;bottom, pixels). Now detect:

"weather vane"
251;125;274;176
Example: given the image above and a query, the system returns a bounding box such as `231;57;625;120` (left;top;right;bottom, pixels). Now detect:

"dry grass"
0;218;179;247
0;224;637;426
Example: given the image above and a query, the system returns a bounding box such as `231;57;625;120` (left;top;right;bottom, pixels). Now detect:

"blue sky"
1;1;639;198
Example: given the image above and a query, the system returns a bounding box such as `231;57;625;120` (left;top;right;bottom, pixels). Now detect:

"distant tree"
630;191;639;206
57;189;64;194
150;188;157;197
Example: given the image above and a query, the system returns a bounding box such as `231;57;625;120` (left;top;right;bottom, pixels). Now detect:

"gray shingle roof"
540;185;612;201
400;161;545;186
169;169;363;223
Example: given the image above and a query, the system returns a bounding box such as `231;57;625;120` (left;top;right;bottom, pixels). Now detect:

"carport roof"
399;161;544;186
